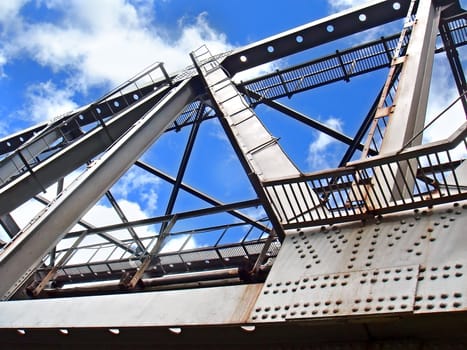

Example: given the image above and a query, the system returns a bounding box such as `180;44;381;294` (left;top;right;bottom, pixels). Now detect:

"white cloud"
23;81;78;122
328;0;368;12
14;2;232;90
0;0;29;24
111;167;161;215
307;117;344;170
0;0;235;126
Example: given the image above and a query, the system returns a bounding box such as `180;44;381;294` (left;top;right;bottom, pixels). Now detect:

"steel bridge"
0;0;466;348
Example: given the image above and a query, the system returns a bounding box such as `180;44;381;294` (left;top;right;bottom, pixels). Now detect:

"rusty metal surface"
250;200;467;322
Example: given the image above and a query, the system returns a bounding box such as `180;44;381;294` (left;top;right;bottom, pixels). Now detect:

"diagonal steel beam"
241;88;377;156
160;105;204;233
135;161;270;232
34;194;138;255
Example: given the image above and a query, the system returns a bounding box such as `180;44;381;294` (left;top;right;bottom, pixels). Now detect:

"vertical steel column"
380;0;440;153
374;0;442;202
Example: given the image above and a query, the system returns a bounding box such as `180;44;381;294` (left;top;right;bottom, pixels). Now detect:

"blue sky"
0;0;466;247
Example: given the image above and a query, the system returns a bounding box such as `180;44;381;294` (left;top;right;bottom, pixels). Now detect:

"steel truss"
0;0;465;327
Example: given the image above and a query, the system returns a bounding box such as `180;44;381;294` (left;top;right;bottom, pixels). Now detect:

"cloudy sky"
0;0;466;248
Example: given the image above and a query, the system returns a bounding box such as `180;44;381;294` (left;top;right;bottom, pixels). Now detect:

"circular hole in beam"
267;45;274;53
296;35;303;43
326;25;334;33
240;55;247;62
393;2;401;10
17;329;26;335
359;14;367;22
168;327;182;334
109;328;120;335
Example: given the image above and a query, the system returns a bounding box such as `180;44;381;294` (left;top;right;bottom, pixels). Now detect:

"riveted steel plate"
250;265;418;322
249;201;467;322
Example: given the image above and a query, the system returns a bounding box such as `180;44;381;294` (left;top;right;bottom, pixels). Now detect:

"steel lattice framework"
0;0;466;348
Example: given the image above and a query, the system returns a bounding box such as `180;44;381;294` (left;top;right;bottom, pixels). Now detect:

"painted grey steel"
0;1;465;343
0;84;173;218
250;200;467;323
0;284;262;327
0;202;464;328
0;79;196;300
374;0;440;199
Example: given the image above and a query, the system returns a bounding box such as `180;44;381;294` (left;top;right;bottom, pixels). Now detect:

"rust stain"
229;284;263;323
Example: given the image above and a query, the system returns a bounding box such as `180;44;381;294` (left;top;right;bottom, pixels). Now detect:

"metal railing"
35;221;279;287
263;123;467;229
0;62;171;188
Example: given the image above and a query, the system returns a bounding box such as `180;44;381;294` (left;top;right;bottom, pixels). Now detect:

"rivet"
364;306;371;312
441;294;448;299
352;307;358;312
427;304;434;309
454;293;462;298
274;306;281;311
311;310;318;315
388;305;395;310
455;272;463;277
366;297;373;302
455;264;463;269
439;303;447;308
453;302;462;308
355;299;361;304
